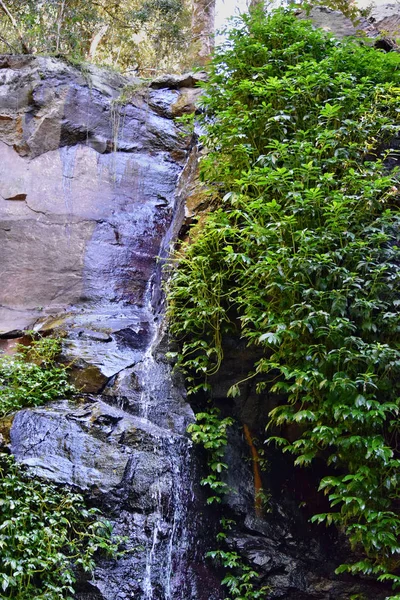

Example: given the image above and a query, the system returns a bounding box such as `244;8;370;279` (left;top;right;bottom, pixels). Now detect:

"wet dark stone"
78;329;112;343
150;72;208;90
374;37;397;51
114;326;150;349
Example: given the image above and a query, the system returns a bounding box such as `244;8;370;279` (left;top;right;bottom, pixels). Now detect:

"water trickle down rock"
2;27;393;598
0;56;219;599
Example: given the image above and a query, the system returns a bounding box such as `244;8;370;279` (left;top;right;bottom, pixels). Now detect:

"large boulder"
0;55;189;344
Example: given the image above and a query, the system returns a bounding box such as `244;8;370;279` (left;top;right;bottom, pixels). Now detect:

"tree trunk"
55;0;66;53
87;24;109;60
191;0;215;66
0;0;30;53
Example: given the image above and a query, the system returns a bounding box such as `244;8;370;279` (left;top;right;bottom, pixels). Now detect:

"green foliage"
0;336;74;417
189;409;270;598
208;548;270;600
168;7;400;596
0;0;98;57
0;336;120;597
0;454;120;599
188;408;233;504
0;0;191;74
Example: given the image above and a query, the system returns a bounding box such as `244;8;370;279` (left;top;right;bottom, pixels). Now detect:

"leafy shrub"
168;7;400;596
189;409;270;598
0;336;119;598
0;455;119;599
0;336;74;417
188;408;233;504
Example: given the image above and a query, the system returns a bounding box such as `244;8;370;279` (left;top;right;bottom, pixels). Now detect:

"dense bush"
168;8;400;596
0;337;119;598
0;336;74;417
0;455;118;599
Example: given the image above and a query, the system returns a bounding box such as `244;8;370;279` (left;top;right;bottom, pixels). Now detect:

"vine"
167;7;400;597
188;409;270;598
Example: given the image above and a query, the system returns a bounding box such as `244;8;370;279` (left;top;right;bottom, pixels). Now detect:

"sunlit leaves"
0;455;120;599
167;7;400;596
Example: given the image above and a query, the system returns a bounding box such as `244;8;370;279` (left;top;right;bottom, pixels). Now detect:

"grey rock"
296;6;378;38
171;87;203;117
0;54;188;342
10;399;178;493
10;398;206;599
150;71;208;90
77;329;112;343
370;3;400;37
297;3;400;43
148;88;181;118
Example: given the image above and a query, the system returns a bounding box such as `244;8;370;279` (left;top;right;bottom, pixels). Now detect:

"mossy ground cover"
168;8;400;597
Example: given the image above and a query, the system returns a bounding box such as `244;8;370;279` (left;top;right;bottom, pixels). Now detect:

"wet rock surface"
10;397;199;599
217;426;390;600
1;55;213;599
2;18;398;598
0;54;188;340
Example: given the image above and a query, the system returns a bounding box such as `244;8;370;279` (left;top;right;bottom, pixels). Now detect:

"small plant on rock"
0;335;74;417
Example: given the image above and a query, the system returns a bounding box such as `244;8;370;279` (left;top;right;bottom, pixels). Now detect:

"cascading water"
132;276;196;599
162;436;195;599
143;483;163;599
136;276;158;422
1;55;223;600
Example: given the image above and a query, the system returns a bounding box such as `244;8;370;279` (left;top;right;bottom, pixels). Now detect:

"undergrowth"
167;7;400;597
0;336;74;417
0;336;119;598
0;455;119;599
189;409;270;598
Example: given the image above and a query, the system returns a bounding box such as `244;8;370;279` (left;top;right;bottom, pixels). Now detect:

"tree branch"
0;33;18;53
87;23;109;60
55;0;66;53
0;0;30;53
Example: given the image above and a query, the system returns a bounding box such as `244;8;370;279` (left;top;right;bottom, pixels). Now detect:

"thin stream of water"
143;484;163;599
137;275;159;422
136;277;194;599
60;145;77;243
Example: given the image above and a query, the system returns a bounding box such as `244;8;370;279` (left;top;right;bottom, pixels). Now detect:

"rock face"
10;399;202;599
1;13;399;597
297;3;400;44
218;425;390;600
0;55;187;340
0;54;220;600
